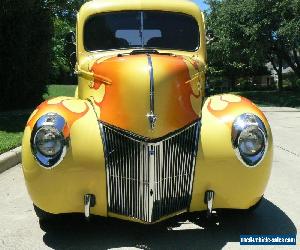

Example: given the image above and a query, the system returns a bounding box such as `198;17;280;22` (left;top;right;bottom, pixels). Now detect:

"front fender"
22;97;107;215
190;94;273;211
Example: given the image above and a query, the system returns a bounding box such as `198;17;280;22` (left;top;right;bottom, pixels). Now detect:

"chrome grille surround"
100;121;200;222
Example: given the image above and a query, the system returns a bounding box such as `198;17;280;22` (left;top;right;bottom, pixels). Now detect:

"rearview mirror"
206;29;215;45
65;31;76;71
65;31;75;45
69;52;77;72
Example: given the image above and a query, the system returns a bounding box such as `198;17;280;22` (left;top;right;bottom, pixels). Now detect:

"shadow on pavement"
41;198;297;249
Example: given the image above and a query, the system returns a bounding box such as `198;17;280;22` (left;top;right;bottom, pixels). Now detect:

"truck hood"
81;53;204;138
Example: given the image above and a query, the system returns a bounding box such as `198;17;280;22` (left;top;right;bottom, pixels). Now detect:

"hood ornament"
146;54;157;130
147;112;157;130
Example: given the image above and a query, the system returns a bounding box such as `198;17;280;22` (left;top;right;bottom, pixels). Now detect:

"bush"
0;0;53;111
283;72;300;90
295;79;300;91
236;79;252;91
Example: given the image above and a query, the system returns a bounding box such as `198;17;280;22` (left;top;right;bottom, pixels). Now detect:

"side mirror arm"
64;31;77;72
206;29;215;45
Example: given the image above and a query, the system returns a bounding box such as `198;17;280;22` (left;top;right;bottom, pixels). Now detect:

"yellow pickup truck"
22;0;273;224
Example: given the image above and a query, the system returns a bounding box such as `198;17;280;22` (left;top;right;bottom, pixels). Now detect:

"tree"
48;0;86;84
0;0;53;111
205;0;300;90
50;17;74;84
205;0;268;90
47;0;86;23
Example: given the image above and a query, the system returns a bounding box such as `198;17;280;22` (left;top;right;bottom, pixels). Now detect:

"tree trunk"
270;54;283;91
278;57;283;91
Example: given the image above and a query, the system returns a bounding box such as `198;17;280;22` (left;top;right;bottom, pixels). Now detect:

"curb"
0;146;22;174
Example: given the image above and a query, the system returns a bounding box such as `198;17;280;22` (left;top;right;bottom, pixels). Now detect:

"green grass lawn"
43;84;77;100
0;85;76;154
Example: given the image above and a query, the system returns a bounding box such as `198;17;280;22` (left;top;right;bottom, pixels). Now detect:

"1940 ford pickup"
22;0;273;223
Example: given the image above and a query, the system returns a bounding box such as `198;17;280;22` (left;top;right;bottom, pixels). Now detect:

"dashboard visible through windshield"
84;11;199;52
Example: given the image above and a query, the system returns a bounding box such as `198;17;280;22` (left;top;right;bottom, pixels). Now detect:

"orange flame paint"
89;54;201;131
207;95;264;126
152;54;201;126
27;99;89;135
90;56;131;127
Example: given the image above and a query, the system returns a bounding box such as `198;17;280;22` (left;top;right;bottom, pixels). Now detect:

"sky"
192;0;209;11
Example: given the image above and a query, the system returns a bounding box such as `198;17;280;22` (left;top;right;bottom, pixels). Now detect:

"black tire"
33;204;57;221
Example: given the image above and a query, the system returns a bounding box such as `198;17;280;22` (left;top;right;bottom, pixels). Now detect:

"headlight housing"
31;113;69;169
232;113;268;167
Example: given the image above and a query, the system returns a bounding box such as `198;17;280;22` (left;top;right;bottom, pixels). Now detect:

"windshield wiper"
117;49;175;57
129;49;174;56
130;49;159;55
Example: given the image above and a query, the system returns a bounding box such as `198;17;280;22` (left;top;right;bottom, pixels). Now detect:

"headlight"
34;126;63;156
232;113;268;167
238;125;264;156
31;113;69;168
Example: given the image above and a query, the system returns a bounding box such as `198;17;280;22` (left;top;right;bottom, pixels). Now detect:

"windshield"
84;11;199;52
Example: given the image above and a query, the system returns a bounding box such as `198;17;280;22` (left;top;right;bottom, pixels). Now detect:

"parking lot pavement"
0;107;299;250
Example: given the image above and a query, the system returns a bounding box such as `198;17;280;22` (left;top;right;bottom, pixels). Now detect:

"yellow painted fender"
190;94;273;211
22;96;107;216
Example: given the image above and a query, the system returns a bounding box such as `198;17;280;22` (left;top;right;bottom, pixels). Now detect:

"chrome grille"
100;121;200;222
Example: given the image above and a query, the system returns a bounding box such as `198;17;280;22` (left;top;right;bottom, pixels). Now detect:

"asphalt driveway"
0;107;299;249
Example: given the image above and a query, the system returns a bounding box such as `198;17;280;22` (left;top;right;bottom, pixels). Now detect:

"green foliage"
283;72;298;89
296;79;300;86
49;0;87;85
205;0;268;89
205;0;300;89
43;84;76;100
0;0;53;111
47;0;86;23
50;17;74;84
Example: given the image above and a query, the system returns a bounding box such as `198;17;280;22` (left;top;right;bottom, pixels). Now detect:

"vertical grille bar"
100;121;200;222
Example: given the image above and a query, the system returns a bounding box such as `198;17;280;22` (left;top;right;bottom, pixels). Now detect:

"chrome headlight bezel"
30;113;69;169
231;113;268;167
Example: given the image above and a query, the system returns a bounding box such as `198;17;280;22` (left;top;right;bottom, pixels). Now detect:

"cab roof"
77;0;206;59
79;0;202;20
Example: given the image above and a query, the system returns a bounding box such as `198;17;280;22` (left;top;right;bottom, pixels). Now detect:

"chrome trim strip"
146;54;157;130
99;122;110;210
187;120;201;209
